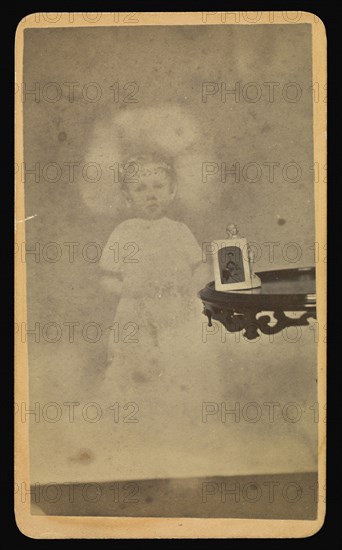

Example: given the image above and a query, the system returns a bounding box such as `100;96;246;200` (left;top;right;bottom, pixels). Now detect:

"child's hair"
119;153;176;191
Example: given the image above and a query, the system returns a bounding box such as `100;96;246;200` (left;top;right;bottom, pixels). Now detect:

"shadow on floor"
31;472;318;520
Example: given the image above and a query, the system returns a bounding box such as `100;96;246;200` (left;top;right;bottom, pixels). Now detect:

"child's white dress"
100;216;207;361
96;216;228;479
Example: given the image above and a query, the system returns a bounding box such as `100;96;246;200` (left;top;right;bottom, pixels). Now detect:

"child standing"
98;154;227;476
100;154;210;367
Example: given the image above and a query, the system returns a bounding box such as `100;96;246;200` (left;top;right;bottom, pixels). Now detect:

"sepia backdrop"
21;25;317;485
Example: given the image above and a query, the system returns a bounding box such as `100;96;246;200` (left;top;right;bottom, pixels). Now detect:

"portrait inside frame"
212;238;255;291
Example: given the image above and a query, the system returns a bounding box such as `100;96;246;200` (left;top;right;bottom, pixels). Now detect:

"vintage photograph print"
15;12;326;539
214;239;249;289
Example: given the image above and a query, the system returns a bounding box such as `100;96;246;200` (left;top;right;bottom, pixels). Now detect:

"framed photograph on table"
212;238;253;291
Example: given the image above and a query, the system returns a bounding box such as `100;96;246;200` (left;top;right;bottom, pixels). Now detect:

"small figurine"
226;223;239;239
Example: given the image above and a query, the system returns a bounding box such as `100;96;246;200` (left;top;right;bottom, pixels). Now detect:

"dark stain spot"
277;218;286;225
145;496;153;503
261;122;271;133
58;131;67;142
79;451;91;462
175;127;184;136
132;371;147;383
180;385;189;391
69;448;94;465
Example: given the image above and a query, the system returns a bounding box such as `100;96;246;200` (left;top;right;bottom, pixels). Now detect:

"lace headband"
120;155;174;180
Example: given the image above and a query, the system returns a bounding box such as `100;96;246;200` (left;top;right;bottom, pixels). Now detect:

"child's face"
125;167;175;219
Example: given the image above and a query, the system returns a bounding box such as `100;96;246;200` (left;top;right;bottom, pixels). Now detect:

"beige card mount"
15;11;326;539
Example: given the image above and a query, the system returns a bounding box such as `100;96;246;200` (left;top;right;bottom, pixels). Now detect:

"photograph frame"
212;237;254;291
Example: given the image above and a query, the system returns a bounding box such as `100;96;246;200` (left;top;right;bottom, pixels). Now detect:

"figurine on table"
226;223;239;239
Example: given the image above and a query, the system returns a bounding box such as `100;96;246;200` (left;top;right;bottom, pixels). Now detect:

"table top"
199;267;316;311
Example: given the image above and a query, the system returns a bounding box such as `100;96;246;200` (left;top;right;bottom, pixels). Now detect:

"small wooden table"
198;267;316;340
